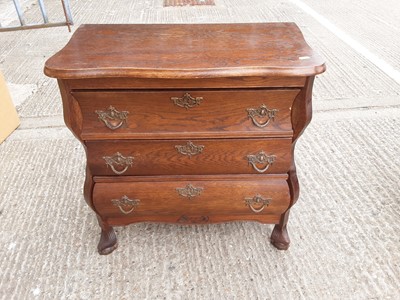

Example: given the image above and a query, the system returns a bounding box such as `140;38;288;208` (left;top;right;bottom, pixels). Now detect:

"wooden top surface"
44;23;326;79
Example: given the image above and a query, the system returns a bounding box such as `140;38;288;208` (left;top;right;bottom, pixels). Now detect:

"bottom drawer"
93;176;290;225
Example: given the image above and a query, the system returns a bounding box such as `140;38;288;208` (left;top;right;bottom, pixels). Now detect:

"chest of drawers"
45;23;325;255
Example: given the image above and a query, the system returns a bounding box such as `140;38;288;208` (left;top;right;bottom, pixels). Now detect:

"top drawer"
73;89;300;140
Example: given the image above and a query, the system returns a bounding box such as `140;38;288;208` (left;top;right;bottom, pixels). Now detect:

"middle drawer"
86;138;292;176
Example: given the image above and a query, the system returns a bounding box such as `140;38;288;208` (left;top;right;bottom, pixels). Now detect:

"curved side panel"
288;76;315;207
58;79;97;212
57;80;83;139
271;76;315;250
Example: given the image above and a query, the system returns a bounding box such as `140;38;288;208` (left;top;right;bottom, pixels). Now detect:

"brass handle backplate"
175;141;205;157
111;195;140;214
246;151;276;173
244;194;271;213
247;104;278;128
95;105;129;130
103;152;134;175
171;93;203;109
176;184;203;199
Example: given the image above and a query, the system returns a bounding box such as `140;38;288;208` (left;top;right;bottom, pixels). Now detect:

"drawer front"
86;138;292;176
93;177;290;224
74;89;300;139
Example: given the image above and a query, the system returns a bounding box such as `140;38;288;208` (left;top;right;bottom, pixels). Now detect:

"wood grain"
74;89;299;140
66;76;306;89
44;23;326;79
93;177;290;225
86;138;292;176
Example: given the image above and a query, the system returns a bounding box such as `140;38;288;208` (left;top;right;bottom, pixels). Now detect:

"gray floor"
0;0;399;299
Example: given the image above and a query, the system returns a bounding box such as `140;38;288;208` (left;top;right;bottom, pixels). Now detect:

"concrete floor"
0;0;399;299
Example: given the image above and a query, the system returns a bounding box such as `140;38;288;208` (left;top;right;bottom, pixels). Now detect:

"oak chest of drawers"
45;23;325;255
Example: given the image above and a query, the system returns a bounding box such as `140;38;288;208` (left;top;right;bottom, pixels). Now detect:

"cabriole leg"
270;210;290;250
97;216;117;255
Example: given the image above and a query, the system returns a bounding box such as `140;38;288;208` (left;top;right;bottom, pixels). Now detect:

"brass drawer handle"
175;141;205;157
95;106;129;130
245;194;271;213
111;195;140;214
103;152;134;175
176;184;203;199
171;93;203;109
246;151;276;173
247;104;278;128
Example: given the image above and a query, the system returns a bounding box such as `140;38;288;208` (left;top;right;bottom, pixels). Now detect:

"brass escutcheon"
95;106;129;130
244;194;271;213
246;151;276;173
175;141;205;157
171;93;203;109
103;152;134;175
247;104;278;128
176;184;203;199
111;195;140;214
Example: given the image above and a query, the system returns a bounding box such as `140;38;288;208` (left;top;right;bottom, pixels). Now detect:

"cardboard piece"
0;71;20;143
